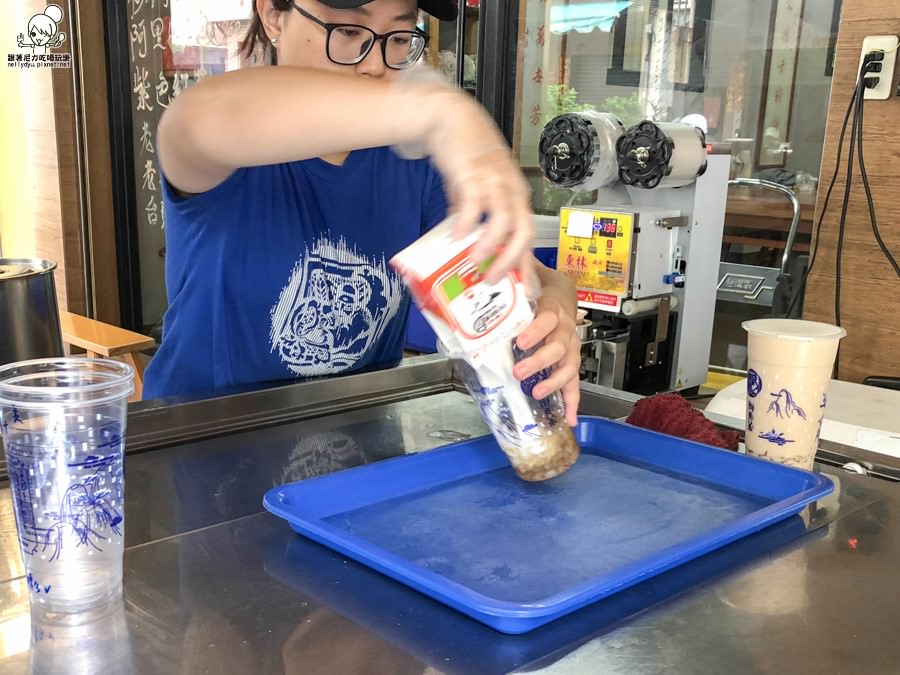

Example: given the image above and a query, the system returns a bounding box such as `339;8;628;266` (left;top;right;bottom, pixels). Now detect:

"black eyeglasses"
289;2;429;70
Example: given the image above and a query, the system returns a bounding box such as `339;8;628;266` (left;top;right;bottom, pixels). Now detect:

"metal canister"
0;259;64;366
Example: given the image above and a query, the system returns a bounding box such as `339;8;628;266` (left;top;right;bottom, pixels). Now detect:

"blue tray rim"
264;416;833;623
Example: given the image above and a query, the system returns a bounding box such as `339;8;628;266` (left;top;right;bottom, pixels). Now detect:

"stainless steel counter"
1;359;898;674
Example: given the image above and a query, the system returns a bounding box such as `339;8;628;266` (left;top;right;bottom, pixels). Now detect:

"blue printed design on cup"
10;463;123;563
41;475;123;561
66;453;118;471
815;393;827;441
747;369;762;398
747;400;755;432
469;384;543;448
512;341;560;425
767;389;807;420
518;369;548;398
759;429;794;446
8;454;39;555
6;421;125;565
26;573;51;595
518;368;559;423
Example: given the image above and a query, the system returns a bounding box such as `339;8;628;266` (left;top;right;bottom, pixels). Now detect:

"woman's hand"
511;265;581;426
422;90;536;289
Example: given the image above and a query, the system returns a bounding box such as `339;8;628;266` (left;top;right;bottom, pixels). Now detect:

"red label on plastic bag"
390;218;533;365
402;248;522;336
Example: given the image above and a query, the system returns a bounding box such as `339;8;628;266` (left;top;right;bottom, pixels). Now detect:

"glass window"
512;0;840;371
425;0;479;92
126;0;252;336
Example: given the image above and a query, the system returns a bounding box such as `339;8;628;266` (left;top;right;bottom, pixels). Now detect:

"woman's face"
259;0;419;81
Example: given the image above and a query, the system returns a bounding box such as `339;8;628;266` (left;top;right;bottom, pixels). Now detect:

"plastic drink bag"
391;218;579;481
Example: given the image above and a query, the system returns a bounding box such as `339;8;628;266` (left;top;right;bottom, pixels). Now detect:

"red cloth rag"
625;393;739;451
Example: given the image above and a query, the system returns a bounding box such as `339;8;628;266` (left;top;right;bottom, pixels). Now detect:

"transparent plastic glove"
514;291;582;427
392;65;536;290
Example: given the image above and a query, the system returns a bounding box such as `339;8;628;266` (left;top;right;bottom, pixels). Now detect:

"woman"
144;0;581;424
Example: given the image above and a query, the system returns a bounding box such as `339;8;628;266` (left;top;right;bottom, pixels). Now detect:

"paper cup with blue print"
743;320;845;470
0;358;134;612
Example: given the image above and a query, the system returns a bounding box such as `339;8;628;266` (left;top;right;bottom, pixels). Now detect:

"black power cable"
782;52;899;380
784;87;859;318
831;54;900;378
856;74;900;280
833;73;866;336
830;63;876;377
829;85;862;378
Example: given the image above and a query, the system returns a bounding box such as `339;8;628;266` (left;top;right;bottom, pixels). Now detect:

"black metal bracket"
475;0;520;143
101;0;143;331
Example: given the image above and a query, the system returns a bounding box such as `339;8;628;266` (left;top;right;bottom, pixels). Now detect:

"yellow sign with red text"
557;207;634;312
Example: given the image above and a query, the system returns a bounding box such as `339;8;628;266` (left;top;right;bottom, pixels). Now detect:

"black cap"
319;0;458;21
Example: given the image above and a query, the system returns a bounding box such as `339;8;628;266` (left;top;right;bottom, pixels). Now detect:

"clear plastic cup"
30;598;133;673
441;339;580;481
0;357;134;611
743;319;846;470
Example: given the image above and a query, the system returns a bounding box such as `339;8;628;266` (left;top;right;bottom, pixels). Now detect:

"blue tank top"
143;147;448;399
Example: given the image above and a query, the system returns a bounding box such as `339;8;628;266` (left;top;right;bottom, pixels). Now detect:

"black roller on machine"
616;121;708;189
538;112;623;191
538;114;599;188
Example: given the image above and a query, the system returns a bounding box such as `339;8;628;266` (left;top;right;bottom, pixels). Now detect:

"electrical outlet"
859;35;899;100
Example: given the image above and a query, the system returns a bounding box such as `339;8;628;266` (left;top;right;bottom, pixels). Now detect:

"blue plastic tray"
263;416;832;634
265;516;815;672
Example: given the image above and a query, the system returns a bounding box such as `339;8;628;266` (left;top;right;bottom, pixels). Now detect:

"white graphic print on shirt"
269;237;404;376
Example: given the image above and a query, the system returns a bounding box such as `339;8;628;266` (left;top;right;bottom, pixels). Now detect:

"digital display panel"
595;218;618;237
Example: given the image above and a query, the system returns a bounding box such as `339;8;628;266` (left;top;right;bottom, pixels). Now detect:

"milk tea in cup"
743;319;846;470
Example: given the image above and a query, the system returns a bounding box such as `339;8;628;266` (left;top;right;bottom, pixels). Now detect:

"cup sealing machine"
538;112;729;394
